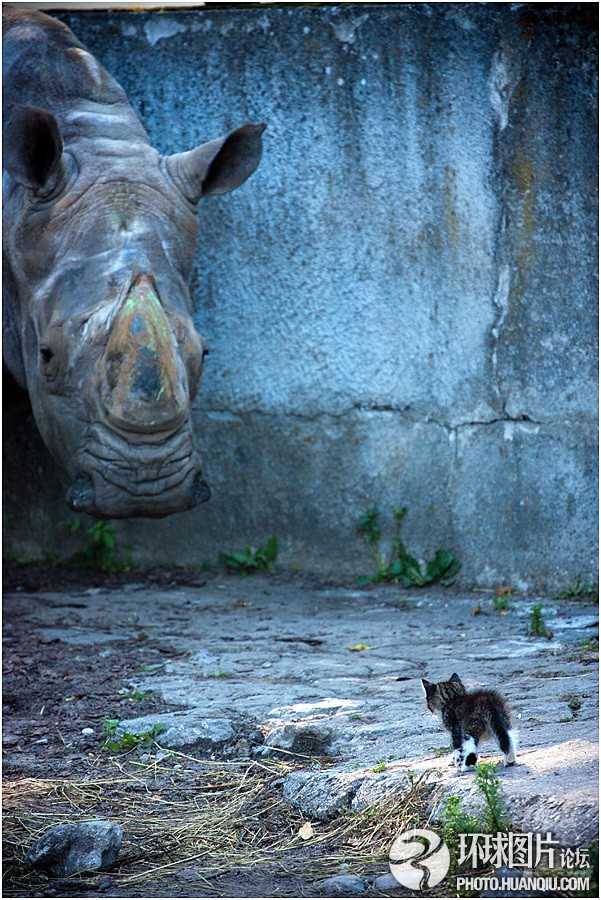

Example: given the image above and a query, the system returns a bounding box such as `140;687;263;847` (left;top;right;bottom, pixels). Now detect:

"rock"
265;722;334;756
231;737;250;758
317;875;366;894
25;821;122;876
373;873;400;890
351;769;408;812
115;713;235;752
284;766;409;820
284;769;366;820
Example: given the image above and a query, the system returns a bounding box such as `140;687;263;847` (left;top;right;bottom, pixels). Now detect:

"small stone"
231;738;250;758
81;728;94;735
317;874;366;894
266;722;334;756
25;821;122;877
374;873;400;890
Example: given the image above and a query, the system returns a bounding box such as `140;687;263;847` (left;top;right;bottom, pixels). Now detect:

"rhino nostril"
191;475;211;504
66;475;96;512
40;345;54;364
106;352;123;390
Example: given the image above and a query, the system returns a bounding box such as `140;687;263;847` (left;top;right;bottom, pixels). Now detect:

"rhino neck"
100;274;189;435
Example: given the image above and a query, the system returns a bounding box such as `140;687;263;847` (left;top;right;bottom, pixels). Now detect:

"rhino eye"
40;346;54;364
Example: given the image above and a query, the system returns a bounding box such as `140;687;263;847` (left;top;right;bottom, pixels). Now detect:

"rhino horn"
164;121;266;203
3;105;65;190
100;274;189;435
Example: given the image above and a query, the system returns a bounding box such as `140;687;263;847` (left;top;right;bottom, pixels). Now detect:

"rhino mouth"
68;422;210;518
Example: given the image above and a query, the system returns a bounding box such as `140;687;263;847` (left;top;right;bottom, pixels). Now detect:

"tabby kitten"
421;673;517;772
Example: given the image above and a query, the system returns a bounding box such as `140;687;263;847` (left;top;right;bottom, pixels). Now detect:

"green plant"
559;692;582;720
371;760;387;773
117;688;151;703
528;604;549;637
207;669;230;679
395;597;415;610
357;507;460;587
89;521;116;569
556;576;598;601
492;595;515;612
101;717;120;738
474;761;510;832
441;762;510;872
64;520;136;572
67;516;82;534
103;721;166;754
580;638;599;652
219;536;278;574
441;795;481;866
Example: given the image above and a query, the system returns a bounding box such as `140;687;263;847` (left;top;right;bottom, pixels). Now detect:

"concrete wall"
4;3;598;589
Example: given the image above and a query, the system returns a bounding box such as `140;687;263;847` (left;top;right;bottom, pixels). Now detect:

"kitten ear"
421;679;435;696
450;673;463;683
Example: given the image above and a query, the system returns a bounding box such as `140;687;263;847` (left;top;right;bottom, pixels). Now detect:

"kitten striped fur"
421;673;517;772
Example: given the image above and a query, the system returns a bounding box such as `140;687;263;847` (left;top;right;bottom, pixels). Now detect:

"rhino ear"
3;106;64;190
165;122;266;202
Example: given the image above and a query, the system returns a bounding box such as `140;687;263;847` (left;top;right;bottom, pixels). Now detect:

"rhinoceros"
2;7;264;517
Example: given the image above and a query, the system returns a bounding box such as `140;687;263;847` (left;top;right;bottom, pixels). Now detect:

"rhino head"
3;105;265;517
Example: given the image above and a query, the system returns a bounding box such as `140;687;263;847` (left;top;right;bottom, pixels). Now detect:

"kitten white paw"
461;736;478;769
505;729;518;764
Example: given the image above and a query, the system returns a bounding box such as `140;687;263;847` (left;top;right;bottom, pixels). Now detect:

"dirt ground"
3;563;599;898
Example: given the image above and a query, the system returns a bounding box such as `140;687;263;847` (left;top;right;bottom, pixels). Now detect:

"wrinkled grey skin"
2;7;264;518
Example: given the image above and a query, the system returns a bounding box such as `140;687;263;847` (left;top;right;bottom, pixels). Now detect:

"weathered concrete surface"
3;4;598;590
5;575;598;850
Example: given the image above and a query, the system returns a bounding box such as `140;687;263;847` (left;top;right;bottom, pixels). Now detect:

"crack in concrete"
198;404;550;432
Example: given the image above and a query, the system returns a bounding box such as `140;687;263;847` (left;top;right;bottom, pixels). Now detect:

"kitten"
421;673;517;772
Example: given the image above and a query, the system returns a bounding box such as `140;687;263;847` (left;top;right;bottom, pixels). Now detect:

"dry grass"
3;751;432;893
